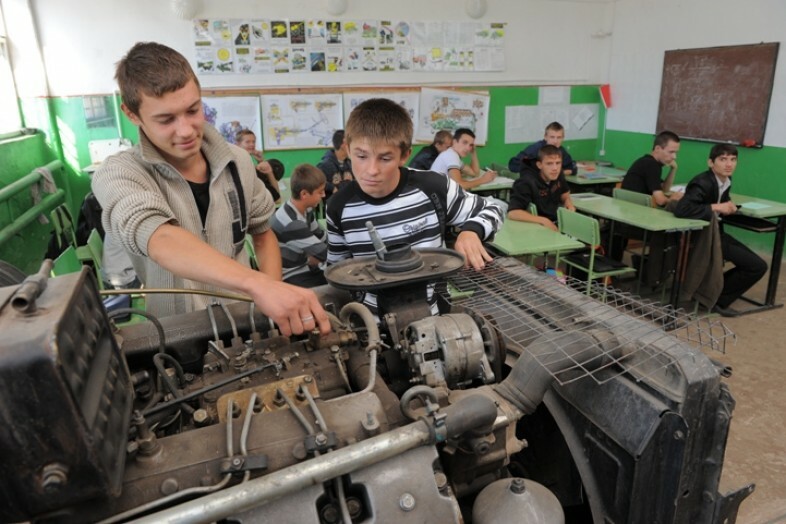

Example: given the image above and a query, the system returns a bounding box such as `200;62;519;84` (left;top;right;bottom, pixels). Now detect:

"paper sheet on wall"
202;96;263;149
415;88;490;145
504;103;599;144
261;93;343;150
539;86;570;105
343;91;419;127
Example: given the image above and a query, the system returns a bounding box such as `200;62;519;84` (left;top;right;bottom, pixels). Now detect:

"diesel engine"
0;248;752;523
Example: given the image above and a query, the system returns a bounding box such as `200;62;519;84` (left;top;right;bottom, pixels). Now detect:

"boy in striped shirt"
326;98;503;316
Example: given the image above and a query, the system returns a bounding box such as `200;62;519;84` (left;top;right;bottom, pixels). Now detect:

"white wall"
606;0;786;147
17;0;611;95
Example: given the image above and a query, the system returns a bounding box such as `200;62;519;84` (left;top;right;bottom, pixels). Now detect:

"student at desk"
508;122;577;177
430;128;498;190
409;130;453;170
674;144;767;315
507;145;575;232
621;130;683;207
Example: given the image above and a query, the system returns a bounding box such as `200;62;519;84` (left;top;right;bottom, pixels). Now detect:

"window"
0;6;22;135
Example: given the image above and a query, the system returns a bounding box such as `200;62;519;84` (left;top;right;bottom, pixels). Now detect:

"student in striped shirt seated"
326;98;503;317
270;164;328;288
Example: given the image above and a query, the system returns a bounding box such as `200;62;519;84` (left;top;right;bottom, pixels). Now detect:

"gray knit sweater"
92;125;275;317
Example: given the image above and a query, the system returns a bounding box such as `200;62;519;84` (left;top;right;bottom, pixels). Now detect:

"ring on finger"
301;315;314;322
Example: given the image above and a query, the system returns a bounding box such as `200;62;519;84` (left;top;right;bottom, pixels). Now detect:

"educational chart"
504;104;600;144
260;94;343;150
415;88;490;146
192;18;505;75
342;91;420;126
202;96;262;148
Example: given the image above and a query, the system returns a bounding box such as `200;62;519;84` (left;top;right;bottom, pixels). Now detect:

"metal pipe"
133;419;433;524
133;394;497;524
0;160;61;204
10;259;53;313
0;189;64;246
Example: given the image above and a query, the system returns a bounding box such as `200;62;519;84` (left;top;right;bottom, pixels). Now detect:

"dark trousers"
717;232;768;308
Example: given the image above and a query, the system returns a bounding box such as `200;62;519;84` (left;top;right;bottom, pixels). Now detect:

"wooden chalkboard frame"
656;42;779;147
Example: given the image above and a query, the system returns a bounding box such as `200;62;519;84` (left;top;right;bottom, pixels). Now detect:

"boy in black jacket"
674;144;767;314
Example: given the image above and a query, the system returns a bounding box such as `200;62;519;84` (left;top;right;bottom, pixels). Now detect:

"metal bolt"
510;478;527;494
160;477;179;495
320;504;340;524
473;441;490;455
41;463;68;492
399;492;416;511
346;497;363;518
330;345;340;354
315;433;328;446
193;409;210;426
674;430;685;440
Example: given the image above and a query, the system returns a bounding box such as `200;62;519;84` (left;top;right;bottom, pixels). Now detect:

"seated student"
508;122;577;176
236;129;281;203
507;145;575;231
430;128;498;190
408;130;453;170
317;129;354;196
270;164;328;288
674;144;767;315
326;99;503;317
621;130;684;207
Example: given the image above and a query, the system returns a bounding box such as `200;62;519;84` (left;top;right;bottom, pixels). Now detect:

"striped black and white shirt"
270;200;327;281
326;167;502;315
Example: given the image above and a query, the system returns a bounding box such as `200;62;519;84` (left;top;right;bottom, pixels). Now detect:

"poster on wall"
260;94;343;150
342;91;420;127
192;18;505;75
202;96;263;149
415;88;490;146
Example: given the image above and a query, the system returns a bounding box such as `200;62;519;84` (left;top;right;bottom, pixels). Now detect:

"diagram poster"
415;88;490;145
202;96;262;148
261;94;343;150
342;91;419;128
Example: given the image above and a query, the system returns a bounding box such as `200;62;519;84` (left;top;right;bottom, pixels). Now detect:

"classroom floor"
701;255;786;523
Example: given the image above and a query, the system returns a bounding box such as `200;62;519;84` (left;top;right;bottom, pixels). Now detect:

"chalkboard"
656;43;779;147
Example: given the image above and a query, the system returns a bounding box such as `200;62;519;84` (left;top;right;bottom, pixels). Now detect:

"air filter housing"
0;268;133;522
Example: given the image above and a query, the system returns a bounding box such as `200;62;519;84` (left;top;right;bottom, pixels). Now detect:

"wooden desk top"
572;193;708;232
489;220;583;256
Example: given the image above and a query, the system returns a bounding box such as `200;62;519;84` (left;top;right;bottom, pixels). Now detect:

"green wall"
601;129;786;254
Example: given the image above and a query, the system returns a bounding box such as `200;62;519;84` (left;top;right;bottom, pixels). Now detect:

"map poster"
261;94;343;150
202;96;262;149
415;88;490;145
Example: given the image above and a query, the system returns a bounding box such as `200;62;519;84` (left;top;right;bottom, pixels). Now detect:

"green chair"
49;205;77;252
51;246;82;276
556;208;635;295
612;187;655;292
613;187;653;207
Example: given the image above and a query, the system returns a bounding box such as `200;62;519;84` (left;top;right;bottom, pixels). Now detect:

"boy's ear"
399;148;412;166
121;104;142;126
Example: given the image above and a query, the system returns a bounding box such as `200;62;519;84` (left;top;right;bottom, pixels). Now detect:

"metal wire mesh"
438;257;734;386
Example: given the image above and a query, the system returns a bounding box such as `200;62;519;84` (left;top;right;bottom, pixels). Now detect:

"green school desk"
470;176;515;200
571;193;708;309
722;193;786;313
488;219;583;259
